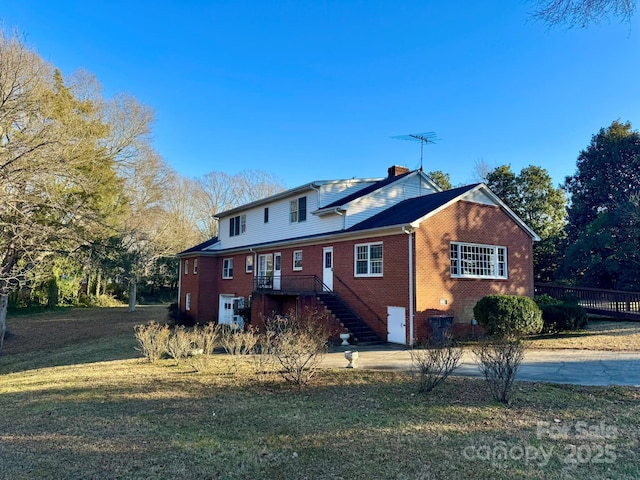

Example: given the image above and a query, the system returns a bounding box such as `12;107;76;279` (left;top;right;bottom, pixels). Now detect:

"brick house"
177;166;539;345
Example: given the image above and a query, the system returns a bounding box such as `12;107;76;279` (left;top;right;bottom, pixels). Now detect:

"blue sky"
3;1;640;189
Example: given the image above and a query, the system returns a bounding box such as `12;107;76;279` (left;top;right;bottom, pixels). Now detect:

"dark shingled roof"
321;171;413;209
347;184;480;232
178;236;219;255
178;184;484;255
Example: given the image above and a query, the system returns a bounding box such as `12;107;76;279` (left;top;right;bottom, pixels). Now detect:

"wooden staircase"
316;292;384;344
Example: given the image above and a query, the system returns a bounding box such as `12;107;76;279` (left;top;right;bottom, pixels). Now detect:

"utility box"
430;315;454;344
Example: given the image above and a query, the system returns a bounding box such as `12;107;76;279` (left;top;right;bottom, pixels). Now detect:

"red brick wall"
329;234;409;340
179;256;220;323
245;237;410;340
179;200;534;343
179;253;256;324
414;200;534;340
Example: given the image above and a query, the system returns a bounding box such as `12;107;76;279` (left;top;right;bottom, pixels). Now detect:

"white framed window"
222;258;234;279
450;242;507;279
185;293;191;311
354;242;383;277
193;259;198;275
229;214;246;237
290;196;307;223
293;250;303;271
246;255;254;273
258;254;273;276
184;260;188;275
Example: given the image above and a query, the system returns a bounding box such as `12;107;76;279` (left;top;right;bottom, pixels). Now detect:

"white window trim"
193;259;198;275
289;196;307;223
293;250;303;271
246;255;254;273
222;258;234;279
184;259;188;275
185;293;191;311
354;242;383;278
450;242;508;279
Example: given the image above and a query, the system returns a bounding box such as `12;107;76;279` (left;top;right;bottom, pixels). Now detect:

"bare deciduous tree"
530;0;636;27
471;158;493;184
193;169;285;238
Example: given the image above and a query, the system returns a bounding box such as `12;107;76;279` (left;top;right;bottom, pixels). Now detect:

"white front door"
322;247;333;291
273;252;281;290
219;295;234;325
387;306;407;344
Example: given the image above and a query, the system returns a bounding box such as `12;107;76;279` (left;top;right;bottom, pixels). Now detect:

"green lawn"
0;308;639;479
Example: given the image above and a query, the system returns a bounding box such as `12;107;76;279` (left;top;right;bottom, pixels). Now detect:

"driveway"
322;344;640;387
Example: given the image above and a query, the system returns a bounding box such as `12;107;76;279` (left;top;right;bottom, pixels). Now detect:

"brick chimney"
387;165;410;178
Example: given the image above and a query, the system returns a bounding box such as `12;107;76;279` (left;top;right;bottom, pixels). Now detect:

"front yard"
0;307;639;479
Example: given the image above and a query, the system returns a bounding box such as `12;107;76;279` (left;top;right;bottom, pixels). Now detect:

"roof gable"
318;169;442;212
347;184;478;232
321;171;412;209
347;183;540;240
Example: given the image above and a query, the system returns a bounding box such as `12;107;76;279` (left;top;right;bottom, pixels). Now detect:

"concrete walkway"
322;344;640;387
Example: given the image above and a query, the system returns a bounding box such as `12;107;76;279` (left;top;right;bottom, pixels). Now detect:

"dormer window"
290;196;307;223
229;214;246;237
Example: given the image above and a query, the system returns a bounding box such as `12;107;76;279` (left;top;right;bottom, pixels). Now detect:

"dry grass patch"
527;319;640;351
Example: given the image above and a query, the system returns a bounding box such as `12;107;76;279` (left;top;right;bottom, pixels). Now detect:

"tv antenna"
391;132;439;171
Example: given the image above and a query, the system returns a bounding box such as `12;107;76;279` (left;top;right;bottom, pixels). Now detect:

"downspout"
309;183;321;211
250;247;256;285
177;257;182;311
250;247;262;321
403;226;415;346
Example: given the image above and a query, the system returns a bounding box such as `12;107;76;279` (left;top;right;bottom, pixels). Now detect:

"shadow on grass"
0;335;142;375
0;305;168;374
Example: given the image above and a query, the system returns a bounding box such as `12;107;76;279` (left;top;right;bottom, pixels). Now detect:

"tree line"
429;120;640;293
0;31;284;348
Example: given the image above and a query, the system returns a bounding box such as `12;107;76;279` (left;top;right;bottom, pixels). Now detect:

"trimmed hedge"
473;295;543;338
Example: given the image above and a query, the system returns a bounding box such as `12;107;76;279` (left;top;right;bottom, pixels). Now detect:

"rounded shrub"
540;303;587;333
533;294;559;307
473;295;543;338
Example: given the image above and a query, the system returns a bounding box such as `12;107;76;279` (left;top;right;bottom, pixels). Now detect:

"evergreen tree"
427;170;453;190
561;121;640;289
485;165;566;282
